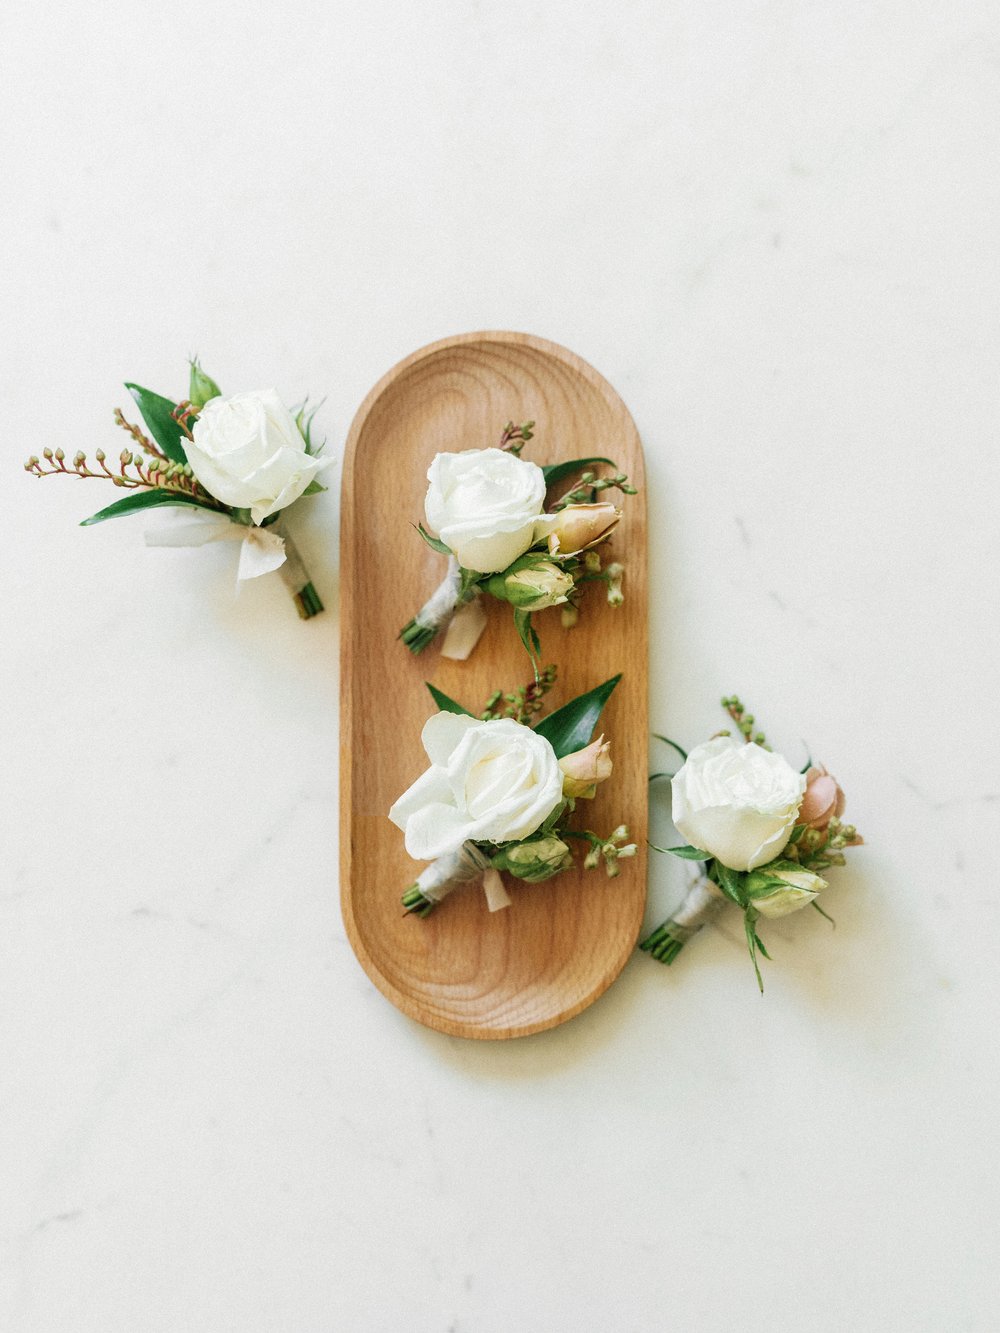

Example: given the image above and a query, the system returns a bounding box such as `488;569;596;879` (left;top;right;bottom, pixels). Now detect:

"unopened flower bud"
546;502;621;557
96;449;106;463
73;451;86;467
495;835;572;883
745;861;828;918
798;766;847;832
120;449;133;465
559;735;613;799
584;846;601;870
606;561;625;607
486;553;574;610
584;550;602;573
43;447;54;460
188;358;222;410
610;825;629;843
616;843;638;859
55;447;65;462
561;604;579;629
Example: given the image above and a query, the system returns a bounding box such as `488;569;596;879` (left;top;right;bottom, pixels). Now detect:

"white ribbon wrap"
414;556;489;660
144;511;312;594
667;875;726;941
415;841;512;912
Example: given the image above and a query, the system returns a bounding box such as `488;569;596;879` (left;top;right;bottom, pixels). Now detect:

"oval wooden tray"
340;331;647;1039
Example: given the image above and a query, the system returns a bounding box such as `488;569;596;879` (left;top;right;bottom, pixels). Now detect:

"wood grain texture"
340;332;648;1039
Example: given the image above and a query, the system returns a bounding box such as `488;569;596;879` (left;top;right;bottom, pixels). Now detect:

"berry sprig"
481;663;558;723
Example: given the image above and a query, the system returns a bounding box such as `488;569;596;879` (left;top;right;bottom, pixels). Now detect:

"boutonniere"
24;360;329;618
642;696;863;990
389;668;635;915
399;422;636;666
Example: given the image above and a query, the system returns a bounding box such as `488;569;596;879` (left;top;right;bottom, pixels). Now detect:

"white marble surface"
3;2;998;1329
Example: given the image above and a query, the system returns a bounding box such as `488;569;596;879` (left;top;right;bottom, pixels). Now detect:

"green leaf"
542;457;616;489
656;843;708;860
744;910;765;993
535;673;621;759
80;489;223;526
811;900;836;926
787;823;807;845
302;478;327;496
125;384;189;463
425;683;473;716
713;862;748;907
513;608;541;677
416;523;451;555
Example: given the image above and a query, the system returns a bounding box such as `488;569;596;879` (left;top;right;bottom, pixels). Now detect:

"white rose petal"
424;448;555;573
186;388;328;525
671;736;806;872
388;713;564;861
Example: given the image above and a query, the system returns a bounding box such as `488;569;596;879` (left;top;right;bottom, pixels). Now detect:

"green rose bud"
485;553;575;610
188;358;222;410
495;834;572;883
745;860;828;918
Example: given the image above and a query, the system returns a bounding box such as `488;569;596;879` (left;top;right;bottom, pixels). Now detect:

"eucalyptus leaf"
542;456;616;489
425;683;473;717
80;488;222;526
534;673;621;759
125;384;189;463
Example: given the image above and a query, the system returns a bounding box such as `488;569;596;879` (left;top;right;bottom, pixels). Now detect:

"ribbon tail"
145;513;237;547
237;526;287;580
440;596;488;660
482;867;512;912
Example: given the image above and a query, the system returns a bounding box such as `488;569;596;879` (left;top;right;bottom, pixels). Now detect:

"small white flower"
186;389;327;525
389;713;564;861
424;448;555;574
671;737;806;872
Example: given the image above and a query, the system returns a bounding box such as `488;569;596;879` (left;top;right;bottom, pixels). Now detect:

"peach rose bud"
559;734;613;799
798;765;847;830
547;502;621;557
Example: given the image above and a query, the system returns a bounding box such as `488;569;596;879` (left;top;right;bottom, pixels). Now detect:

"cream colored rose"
186;389;327;525
424;448;554;574
671;737;806;871
389;713;564;861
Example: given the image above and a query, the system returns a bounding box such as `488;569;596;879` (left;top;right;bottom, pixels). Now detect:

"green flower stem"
400;618;439;653
402;885;436;917
640;876;725;965
293;581;324;620
272;520;324;620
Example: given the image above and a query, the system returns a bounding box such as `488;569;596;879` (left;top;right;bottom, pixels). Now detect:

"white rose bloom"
186;389;327;525
424;448;555;574
389;713;564;861
671;737;807;872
